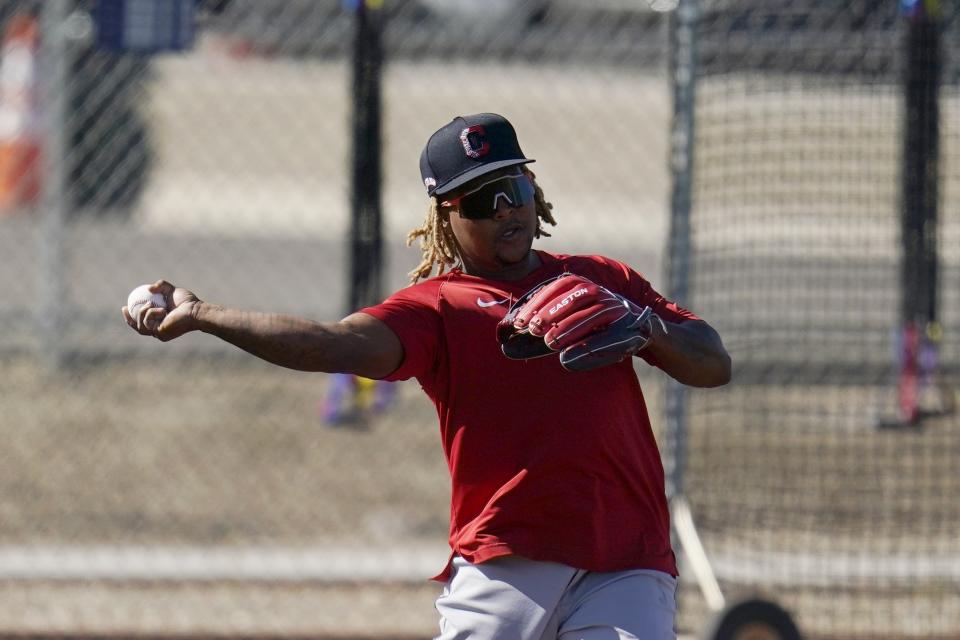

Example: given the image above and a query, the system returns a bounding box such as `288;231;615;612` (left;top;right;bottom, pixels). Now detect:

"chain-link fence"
3;1;958;638
1;1;675;637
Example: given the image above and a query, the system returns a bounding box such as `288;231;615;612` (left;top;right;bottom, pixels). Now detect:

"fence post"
348;0;384;313
664;0;699;501
895;0;942;425
323;0;390;427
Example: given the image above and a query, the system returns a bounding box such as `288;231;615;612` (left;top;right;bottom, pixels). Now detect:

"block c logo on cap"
460;125;490;159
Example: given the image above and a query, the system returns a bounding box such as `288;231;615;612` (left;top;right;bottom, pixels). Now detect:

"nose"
492;197;515;220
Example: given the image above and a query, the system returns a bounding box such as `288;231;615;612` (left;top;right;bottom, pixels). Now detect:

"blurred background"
0;0;957;638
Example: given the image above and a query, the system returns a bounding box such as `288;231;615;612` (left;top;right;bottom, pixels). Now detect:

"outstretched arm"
122;280;403;379
644;319;731;388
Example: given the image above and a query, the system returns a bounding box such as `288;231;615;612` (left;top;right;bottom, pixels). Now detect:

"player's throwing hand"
121;280;202;341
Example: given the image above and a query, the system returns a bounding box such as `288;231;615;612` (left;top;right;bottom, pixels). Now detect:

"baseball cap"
420;113;535;198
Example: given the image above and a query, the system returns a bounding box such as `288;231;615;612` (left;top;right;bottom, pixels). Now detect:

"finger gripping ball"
127;284;167;317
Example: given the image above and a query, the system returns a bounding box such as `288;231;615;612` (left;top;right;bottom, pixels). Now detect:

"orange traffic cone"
0;14;41;215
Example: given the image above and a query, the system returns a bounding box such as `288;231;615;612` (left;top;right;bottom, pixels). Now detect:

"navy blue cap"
420;113;535;197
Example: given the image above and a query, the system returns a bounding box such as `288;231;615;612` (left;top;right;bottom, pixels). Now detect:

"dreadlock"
406;167;557;283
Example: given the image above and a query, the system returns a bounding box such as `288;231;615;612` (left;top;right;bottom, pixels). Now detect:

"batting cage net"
667;0;960;637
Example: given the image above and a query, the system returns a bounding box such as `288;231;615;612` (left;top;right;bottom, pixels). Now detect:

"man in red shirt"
124;113;730;639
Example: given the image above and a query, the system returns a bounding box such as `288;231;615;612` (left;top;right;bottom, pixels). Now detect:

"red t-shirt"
361;251;697;580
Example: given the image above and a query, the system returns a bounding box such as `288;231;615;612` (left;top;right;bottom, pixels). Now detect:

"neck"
461;250;542;282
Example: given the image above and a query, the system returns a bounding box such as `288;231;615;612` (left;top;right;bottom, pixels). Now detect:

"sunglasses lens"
458;174;534;219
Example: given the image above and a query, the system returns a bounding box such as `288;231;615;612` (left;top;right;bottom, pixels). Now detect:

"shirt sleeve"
631;281;700;325
359;285;442;382
596;256;701;368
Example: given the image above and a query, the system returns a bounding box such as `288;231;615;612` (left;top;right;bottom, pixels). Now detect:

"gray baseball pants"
435;555;678;639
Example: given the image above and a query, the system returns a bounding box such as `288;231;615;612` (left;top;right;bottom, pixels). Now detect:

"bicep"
338;312;405;379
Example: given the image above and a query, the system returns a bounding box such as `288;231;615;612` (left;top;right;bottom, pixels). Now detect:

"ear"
431;196;451;222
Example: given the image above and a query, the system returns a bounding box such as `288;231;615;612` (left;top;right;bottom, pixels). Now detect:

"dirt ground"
1;355;449;636
2;356;451;548
4;354;960;637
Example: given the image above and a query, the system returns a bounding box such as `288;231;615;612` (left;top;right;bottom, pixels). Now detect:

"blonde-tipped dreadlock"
406;167;557;283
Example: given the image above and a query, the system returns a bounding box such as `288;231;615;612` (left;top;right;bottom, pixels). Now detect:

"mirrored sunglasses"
444;173;536;220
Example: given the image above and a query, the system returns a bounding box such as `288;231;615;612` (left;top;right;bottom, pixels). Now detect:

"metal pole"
665;0;712;613
38;0;71;371
900;0;941;331
324;0;390;427
665;0;699;501
891;0;942;425
348;0;384;313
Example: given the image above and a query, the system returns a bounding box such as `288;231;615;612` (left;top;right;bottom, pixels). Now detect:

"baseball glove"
497;273;666;372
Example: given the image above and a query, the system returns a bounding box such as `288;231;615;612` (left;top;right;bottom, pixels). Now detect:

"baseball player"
123;113;731;639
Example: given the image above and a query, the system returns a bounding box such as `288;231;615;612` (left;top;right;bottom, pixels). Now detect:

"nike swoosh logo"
477;297;509;308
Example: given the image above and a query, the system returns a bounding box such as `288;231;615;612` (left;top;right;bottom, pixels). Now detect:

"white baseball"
127;284;167;322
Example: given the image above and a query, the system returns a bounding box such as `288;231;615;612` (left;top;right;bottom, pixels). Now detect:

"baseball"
127;284;167;322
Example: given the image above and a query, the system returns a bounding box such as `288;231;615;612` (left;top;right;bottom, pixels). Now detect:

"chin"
496;243;534;266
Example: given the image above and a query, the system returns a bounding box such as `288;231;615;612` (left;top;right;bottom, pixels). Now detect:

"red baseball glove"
497;273;665;372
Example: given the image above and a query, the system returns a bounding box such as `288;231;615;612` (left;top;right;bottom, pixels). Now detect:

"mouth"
499;222;525;241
